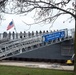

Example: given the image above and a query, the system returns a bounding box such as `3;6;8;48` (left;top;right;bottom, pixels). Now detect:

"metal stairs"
0;29;74;60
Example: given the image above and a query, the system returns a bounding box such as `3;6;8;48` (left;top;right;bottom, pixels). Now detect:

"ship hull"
7;39;74;62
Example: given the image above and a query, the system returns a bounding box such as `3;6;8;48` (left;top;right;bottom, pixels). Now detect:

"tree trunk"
74;17;76;75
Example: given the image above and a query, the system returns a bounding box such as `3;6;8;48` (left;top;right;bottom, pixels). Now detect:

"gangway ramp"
0;29;74;60
0;36;42;60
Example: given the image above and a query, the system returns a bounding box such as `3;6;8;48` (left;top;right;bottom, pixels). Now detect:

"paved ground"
0;61;74;71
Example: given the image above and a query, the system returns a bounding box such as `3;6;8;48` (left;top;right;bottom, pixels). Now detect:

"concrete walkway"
0;61;74;71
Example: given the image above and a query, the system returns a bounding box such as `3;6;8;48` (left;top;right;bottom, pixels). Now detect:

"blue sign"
42;31;65;42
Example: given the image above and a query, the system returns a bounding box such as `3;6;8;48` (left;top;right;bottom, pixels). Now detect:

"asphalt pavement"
0;61;74;71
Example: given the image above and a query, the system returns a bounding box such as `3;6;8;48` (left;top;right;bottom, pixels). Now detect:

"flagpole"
12;19;17;33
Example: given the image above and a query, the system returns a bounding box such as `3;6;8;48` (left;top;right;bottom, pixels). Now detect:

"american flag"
7;21;14;30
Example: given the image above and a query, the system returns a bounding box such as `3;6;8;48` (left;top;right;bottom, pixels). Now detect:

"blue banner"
42;31;65;42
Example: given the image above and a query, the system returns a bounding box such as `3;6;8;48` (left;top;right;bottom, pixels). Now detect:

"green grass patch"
0;65;73;75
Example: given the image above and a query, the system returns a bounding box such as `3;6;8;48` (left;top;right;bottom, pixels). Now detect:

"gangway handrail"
0;35;42;47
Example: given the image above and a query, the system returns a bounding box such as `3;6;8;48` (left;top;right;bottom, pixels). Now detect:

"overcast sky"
0;11;75;33
0;0;75;33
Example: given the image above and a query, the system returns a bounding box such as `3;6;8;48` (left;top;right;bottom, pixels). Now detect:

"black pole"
74;0;76;74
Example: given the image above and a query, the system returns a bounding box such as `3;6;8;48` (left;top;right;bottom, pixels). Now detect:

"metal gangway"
0;29;74;60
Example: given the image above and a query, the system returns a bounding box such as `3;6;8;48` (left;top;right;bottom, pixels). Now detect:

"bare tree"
11;0;76;73
0;0;75;23
0;0;76;74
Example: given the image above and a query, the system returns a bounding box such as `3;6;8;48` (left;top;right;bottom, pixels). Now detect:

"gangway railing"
0;36;42;59
0;29;74;60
